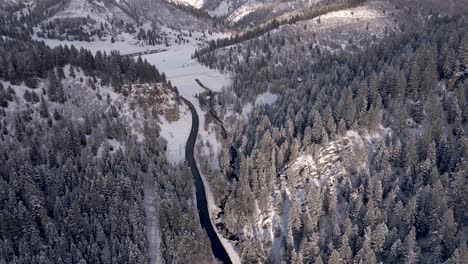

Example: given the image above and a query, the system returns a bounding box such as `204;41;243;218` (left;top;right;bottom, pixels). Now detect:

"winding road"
180;96;232;264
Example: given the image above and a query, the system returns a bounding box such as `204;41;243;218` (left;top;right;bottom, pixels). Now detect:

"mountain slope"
33;0;151;43
130;0;223;31
16;0;222;45
197;14;468;262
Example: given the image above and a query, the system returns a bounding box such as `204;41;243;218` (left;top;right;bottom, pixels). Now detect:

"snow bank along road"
181;96;232;264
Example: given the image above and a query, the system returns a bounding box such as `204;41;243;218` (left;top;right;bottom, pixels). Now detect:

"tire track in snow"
143;173;162;264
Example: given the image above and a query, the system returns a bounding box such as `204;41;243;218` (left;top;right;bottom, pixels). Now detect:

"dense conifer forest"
198;16;468;263
0;0;467;263
0;36;213;263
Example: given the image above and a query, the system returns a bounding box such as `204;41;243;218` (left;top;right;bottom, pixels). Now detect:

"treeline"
36;17;166;45
193;0;367;58
0;38;165;92
210;16;467;263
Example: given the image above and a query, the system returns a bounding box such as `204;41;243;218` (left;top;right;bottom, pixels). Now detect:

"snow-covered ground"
141;39;231;163
32;36;151;55
33;25;222;56
242;90;279;119
255;91;278;106
159;107;191;164
141;41;230;99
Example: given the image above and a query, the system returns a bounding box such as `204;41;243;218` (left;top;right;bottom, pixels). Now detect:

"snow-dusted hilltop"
170;0;205;9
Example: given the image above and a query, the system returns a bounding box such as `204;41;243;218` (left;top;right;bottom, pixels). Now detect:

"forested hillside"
0;38;213;263
202;15;468;263
193;0;369;59
0;0;467;263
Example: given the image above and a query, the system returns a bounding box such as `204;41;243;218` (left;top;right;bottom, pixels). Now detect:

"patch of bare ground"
129;83;182;122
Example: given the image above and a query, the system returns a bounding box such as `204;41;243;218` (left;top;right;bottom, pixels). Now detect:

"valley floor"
36;33;238;263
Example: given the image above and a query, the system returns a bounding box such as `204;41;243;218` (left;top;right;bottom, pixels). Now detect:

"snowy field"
158;107;191;164
141;40;231;163
142;42;230;99
32;36;151;55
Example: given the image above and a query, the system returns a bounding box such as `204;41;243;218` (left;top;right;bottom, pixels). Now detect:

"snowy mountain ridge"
203;0;327;26
170;0;205;9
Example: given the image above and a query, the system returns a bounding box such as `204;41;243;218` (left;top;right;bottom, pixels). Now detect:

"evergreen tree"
403;227;419;264
39;96;49;118
47;70;58;102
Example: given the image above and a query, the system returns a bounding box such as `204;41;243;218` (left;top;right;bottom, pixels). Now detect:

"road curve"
180;96;232;264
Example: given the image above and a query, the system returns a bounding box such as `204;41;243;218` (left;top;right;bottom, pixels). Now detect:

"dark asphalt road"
180;96;232;264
